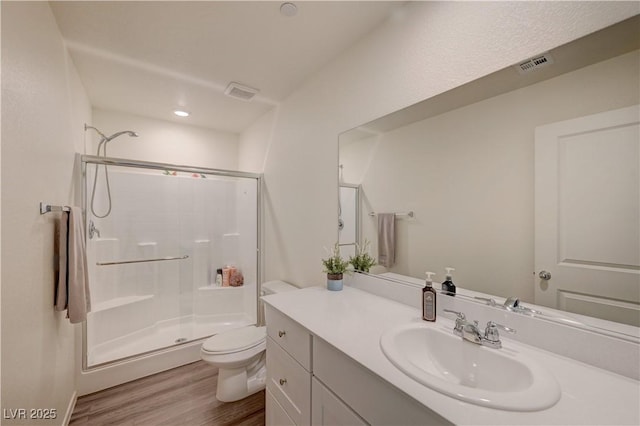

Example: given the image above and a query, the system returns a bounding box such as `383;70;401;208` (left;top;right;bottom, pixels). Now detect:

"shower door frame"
338;183;361;254
80;154;263;371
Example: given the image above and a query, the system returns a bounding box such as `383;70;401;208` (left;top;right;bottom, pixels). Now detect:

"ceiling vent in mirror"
515;53;554;75
224;82;259;101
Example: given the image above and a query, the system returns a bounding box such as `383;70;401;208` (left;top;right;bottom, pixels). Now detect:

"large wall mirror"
339;16;640;330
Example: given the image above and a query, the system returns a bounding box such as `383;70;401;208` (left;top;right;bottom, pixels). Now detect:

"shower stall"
81;155;261;369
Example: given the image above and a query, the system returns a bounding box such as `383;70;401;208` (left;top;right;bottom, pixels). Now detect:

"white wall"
351;50;639;301
259;1;639;288
1;2;91;423
239;108;276;173
91;108;239;170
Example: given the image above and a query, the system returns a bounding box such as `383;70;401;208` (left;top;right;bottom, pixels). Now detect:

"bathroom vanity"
262;278;639;425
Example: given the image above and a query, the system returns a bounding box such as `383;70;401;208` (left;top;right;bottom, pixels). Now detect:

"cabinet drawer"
267;336;311;426
266;387;296;426
266;305;312;370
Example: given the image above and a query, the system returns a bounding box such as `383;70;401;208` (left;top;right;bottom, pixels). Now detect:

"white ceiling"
50;1;401;133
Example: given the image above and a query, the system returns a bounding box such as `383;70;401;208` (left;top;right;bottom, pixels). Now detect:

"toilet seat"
202;326;266;355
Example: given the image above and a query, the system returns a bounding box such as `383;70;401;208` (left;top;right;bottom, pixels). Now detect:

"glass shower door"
83;157;260;368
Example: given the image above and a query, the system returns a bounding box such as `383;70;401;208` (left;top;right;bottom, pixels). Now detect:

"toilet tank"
258;280;298;325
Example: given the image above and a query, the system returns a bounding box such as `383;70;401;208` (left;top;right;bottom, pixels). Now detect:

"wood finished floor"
70;361;265;426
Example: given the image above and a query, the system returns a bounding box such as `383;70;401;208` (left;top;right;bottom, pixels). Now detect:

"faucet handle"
474;296;497;307
443;309;465;320
443;309;466;334
484;321;516;342
486;321;516;334
482;321;515;349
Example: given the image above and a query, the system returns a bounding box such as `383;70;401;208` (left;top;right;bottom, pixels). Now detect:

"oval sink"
380;323;561;411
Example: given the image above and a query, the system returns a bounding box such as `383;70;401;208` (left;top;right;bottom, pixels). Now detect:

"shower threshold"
87;313;254;367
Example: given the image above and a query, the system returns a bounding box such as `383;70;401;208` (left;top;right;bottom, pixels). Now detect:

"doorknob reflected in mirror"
539;271;552;280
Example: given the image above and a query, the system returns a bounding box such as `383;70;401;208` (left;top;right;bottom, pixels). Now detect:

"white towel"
55;207;91;323
377;213;396;268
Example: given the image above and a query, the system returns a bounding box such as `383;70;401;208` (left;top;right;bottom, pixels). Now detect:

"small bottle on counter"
422;271;437;322
441;267;456;296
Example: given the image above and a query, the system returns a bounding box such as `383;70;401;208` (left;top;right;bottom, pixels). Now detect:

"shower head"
84;124;106;139
104;130;138;142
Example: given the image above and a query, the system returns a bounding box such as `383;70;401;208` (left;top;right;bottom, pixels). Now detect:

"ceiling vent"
515;53;554;75
224;82;259;101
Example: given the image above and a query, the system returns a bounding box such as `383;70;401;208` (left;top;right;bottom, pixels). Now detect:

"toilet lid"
202;326;266;354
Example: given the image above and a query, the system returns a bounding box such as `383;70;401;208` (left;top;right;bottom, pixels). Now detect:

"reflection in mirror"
338;16;640;332
338;183;359;259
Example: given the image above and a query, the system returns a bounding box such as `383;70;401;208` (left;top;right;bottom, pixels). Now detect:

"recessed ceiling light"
174;110;190;117
280;2;297;17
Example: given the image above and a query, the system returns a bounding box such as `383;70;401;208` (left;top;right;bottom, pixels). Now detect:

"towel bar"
368;211;414;218
40;202;71;214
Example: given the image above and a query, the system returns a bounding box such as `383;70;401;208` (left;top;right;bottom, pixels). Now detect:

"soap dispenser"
422;272;437;322
441;267;456;296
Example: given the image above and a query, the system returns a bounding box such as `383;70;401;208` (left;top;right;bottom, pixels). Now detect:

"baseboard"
62;390;77;426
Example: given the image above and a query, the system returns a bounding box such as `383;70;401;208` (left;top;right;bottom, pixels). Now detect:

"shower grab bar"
97;255;189;266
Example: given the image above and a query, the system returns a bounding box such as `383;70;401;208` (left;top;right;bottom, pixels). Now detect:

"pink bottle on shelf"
222;267;231;287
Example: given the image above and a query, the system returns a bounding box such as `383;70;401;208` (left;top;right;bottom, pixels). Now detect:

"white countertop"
262;285;640;425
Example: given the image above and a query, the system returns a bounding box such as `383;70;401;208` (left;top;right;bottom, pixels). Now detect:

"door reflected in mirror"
338;16;640;328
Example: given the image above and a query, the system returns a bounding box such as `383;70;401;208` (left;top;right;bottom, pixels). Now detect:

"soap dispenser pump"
442;267;456;296
422;272;437;322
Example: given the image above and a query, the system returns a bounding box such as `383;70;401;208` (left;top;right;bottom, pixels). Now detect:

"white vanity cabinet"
265;304;444;426
264;285;640;426
265;305;312;425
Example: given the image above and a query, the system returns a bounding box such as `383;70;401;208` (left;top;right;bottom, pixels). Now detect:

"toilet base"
215;354;266;402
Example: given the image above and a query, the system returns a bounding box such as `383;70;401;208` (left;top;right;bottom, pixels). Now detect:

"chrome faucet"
474;296;542;316
504;296;520;308
443;309;516;349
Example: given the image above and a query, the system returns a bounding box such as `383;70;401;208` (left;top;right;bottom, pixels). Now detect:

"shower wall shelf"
198;285;246;291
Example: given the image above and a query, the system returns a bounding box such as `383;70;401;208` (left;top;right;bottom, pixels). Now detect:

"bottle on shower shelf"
222;266;231;287
216;269;223;287
230;269;244;287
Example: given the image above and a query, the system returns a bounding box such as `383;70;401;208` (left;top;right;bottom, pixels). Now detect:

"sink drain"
175;337;188;343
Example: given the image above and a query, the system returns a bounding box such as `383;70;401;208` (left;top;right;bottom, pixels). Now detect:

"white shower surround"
85;166;259;367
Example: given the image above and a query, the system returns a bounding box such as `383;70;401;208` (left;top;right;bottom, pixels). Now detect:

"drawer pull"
278;330;286;338
279;378;287;386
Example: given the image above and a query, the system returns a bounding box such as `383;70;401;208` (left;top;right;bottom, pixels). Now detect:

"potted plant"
322;243;349;291
349;239;376;273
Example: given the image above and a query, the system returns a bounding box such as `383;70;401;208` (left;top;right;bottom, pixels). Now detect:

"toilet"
200;280;297;402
